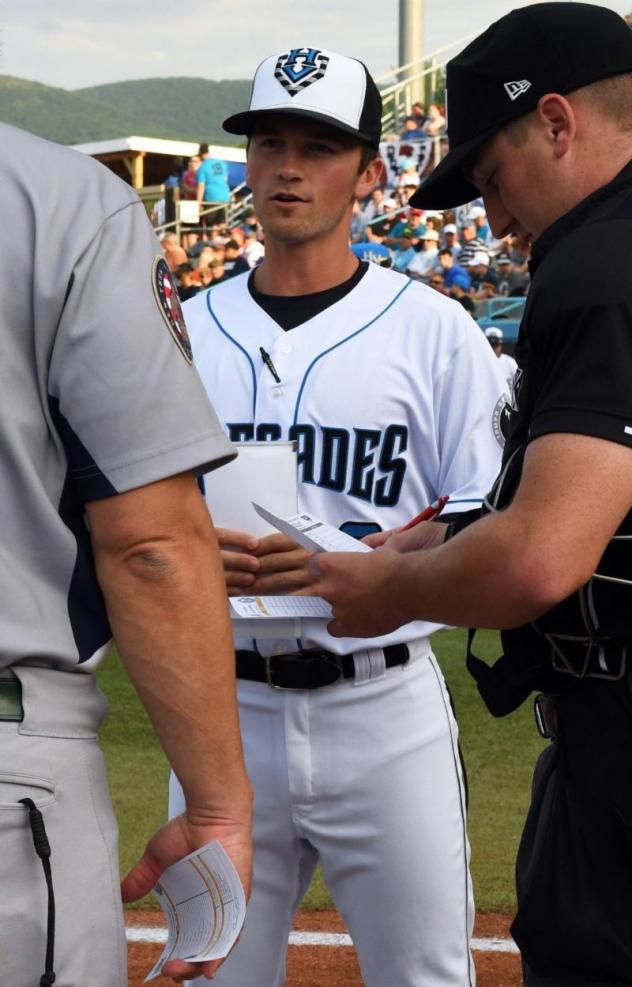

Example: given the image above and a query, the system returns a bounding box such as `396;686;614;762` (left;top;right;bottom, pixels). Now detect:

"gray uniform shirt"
0;123;235;672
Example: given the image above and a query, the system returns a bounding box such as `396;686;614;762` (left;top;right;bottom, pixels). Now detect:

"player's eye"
307;142;337;155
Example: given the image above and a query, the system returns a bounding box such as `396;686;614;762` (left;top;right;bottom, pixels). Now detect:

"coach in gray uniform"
0;122;251;986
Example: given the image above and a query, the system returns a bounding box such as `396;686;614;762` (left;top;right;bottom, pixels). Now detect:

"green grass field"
96;628;546;913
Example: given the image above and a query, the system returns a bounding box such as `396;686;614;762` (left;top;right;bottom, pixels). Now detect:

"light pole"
399;0;425;105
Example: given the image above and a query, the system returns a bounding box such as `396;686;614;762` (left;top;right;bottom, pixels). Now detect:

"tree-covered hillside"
0;75;250;145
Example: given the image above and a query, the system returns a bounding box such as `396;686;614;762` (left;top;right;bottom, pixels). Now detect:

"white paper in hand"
252;504;373;554
145;840;246;982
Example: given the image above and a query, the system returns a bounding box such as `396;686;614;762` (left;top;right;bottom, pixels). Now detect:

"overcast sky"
2;0;631;90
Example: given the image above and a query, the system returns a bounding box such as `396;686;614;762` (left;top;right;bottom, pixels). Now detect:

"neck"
253;234;358;296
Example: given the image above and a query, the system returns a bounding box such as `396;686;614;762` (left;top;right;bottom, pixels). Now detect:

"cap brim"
409;124;497;209
223;108;379;148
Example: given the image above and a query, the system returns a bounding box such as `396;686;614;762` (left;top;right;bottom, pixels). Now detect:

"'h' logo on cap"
275;48;329;97
504;80;532;101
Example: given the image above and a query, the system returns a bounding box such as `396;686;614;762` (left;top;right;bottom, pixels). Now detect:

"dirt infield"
126;910;522;986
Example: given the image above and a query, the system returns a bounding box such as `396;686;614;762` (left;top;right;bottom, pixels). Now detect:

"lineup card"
230;595;333;619
145;841;246;981
252;504;373;555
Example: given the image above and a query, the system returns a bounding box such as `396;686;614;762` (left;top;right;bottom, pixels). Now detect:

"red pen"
398;495;450;532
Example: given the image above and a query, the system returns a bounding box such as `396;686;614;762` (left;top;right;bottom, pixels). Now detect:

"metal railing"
475;297;526;342
151;181;251;238
377;32;476;136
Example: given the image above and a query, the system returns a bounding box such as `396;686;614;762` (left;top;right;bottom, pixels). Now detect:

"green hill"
0;75;251;145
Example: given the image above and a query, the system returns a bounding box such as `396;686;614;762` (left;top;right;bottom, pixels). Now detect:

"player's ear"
355;156;386;200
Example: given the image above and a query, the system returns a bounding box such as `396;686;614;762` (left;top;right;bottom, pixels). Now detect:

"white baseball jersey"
185;263;508;654
498;351;519;392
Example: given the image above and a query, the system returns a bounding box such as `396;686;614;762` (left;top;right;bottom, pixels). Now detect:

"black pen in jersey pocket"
260;346;281;383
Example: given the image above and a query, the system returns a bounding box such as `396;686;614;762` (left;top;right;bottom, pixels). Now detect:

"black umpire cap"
411;2;632;209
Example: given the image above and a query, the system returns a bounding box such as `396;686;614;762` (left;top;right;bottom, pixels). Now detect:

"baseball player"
169;47;507;987
0;121;251;986
309;6;632;985
484;326;518;392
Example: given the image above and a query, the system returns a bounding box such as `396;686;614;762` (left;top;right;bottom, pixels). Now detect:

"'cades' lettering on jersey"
226;422;408;507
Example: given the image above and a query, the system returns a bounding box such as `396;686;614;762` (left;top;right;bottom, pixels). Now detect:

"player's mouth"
270;192;308;206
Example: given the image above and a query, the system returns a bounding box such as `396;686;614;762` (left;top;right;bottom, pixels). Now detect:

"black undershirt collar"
248;261;369;331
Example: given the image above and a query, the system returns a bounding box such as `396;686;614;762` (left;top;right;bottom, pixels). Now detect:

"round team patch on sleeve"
152;256;193;363
492;393;512;447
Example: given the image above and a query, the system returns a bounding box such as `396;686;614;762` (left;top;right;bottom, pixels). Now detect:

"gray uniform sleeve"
47;200;235;501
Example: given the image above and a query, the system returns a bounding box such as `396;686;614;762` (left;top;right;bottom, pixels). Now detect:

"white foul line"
126;927;519;954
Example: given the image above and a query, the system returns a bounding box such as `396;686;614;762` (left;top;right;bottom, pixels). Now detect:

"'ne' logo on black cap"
504;80;531;101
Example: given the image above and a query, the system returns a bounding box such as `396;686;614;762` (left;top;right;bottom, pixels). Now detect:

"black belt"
0;675;23;721
236;644;409;690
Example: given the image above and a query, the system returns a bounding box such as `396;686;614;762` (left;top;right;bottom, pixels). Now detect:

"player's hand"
215;526;261;595
363;520;448;551
121;810;252;982
308;548;413;638
247;532;318;594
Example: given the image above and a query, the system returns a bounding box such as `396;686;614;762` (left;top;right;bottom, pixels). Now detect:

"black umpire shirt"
490;159;632;650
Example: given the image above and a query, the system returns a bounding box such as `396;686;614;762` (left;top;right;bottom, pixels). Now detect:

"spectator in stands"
196;143;231;223
209;257;229;286
406;228;440;280
411;101;428;128
467;251;499;294
161;232;188;272
223;239;250;278
450;275;476;314
400;115;428;140
458;218;489;266
484;327;518;391
385;209;425;246
438;248;471;289
441;222;461;258
425;102;446;136
428;271;447;294
360;187;386;225
350;200;366;242
175;262;201;302
351;220;392;267
468;205;491;243
181;154;201;199
392;227;420;273
494;252;530;297
243;229;265;269
505;232;531;271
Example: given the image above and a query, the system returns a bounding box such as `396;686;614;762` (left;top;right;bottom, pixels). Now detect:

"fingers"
254;532;301;556
163;957;221;981
216;528;261;591
215;527;259;553
362;530;392;548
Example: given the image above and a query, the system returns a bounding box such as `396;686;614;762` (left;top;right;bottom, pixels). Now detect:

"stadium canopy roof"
70;135;246;189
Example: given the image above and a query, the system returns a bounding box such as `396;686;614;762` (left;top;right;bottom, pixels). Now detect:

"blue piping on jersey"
292;279;413;426
207;291;258;417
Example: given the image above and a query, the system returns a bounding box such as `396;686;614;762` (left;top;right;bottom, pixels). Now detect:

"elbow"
503;550;595;628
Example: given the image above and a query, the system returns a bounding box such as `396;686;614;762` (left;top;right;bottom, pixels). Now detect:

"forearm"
394;509;559;629
95;515;250;819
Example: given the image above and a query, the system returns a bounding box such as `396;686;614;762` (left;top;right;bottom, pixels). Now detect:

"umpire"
311;4;632;984
0;122;251;986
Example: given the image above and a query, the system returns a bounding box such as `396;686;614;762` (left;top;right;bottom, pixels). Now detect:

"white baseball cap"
442;223;458;234
484;326;503;340
223;47;382;148
468;205;487;220
468;250;490;267
423;229;440;241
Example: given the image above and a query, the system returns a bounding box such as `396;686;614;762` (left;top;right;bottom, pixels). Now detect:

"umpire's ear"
355;155;386;201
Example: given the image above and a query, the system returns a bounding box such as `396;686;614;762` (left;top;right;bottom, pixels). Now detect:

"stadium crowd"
156;129;530;326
